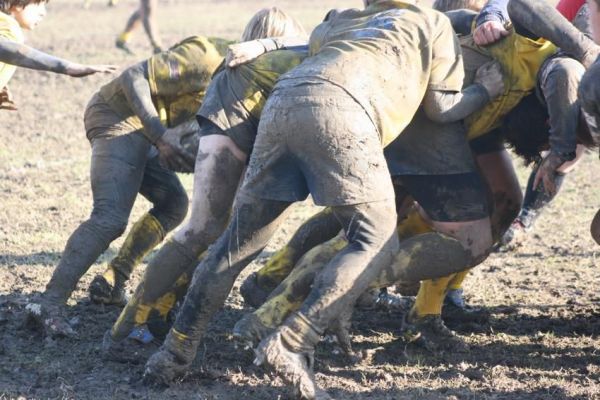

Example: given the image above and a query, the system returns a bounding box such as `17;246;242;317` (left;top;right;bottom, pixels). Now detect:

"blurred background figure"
115;0;162;54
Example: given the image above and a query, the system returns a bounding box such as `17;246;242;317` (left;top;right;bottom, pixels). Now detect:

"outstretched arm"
423;61;505;123
0;39;117;76
120;62;194;171
226;37;307;67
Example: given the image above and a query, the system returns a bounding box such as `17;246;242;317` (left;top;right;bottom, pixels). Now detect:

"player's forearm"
0;40;71;74
476;0;509;27
507;0;597;67
445;10;477;35
422;85;490;124
120;62;165;143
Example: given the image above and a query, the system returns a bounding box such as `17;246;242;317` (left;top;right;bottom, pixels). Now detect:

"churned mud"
2;1;599;399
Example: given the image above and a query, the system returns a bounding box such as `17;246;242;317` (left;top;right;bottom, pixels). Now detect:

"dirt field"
1;0;599;399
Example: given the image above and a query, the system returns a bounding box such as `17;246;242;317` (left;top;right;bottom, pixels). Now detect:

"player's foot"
89;274;127;306
442;289;489;324
25;298;77;338
233;313;273;349
400;314;466;352
240;272;271;308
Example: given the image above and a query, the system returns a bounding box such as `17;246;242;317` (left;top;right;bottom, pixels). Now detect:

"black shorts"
469;128;505;155
392;173;490;222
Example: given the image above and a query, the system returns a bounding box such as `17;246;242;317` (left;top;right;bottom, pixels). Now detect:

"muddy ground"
1;0;599;399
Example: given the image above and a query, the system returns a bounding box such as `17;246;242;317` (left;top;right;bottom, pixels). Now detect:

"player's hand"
226;40;266;68
155;134;195;173
474;60;504;99
533;152;564;195
473;20;510;46
64;63;118;77
0;86;17;111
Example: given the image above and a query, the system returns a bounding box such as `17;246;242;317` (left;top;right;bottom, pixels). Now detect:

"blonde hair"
241;7;307;42
432;0;485;12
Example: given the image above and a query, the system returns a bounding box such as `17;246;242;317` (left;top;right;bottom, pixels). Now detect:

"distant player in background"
0;0;116;110
115;0;162;54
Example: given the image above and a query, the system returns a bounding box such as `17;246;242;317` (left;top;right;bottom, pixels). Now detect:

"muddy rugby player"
102;9;308;352
138;1;508;397
25;7;306;338
236;0;587;346
0;0;116;110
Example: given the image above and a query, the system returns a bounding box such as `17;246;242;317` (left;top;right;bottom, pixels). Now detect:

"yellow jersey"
0;11;25;89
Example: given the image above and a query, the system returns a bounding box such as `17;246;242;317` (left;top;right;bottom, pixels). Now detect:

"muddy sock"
111;239;197;341
104;212;165;288
117;31;131;43
45;223;111;304
279;312;322;354
507;0;600;68
447;269;470;291
519;167;565;228
396;208;435;240
376;232;472;287
255;207;341;290
410;275;455;320
255;235;347;329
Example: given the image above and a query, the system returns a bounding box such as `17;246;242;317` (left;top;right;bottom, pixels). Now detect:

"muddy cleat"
240;272;272;308
128;324;155;344
376;290;414;314
400;314;466;352
233;313;273;349
25;300;77;338
115;38;134;55
102;330;158;364
143;348;190;386
89;274;126;306
254;331;326;400
442;289;489;324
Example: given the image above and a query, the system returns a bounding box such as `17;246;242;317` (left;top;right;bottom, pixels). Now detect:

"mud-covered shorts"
240;79;393;206
384;108;489;222
84;93;144;142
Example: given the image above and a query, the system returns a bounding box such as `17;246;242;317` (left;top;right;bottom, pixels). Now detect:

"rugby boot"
240;272;273;308
442;288;490;324
375;290;414;314
400;313;464;352
102;328;159;364
143;329;197;385
25;297;77;338
89;213;165;305
496;219;528;251
116;34;134;55
233;312;273;349
254;312;327;400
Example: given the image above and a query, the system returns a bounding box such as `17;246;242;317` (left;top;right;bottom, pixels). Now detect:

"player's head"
587;0;600;43
502;93;550;166
241;7;307;42
1;0;48;30
432;0;485;12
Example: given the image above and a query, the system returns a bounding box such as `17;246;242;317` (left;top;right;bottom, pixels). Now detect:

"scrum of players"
2;0;600;398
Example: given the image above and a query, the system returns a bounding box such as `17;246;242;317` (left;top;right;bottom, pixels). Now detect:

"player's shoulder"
0;11;24;42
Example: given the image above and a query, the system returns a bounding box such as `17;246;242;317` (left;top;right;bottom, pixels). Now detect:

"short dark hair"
501;93;550;166
0;0;48;12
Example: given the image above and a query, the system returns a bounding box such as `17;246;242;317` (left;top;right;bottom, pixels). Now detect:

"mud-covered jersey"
98;36;230;136
0;11;24;89
460;31;556;139
198;46;308;154
276;0;464;147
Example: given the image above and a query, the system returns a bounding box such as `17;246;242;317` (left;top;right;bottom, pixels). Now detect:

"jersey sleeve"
428;15;465;92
